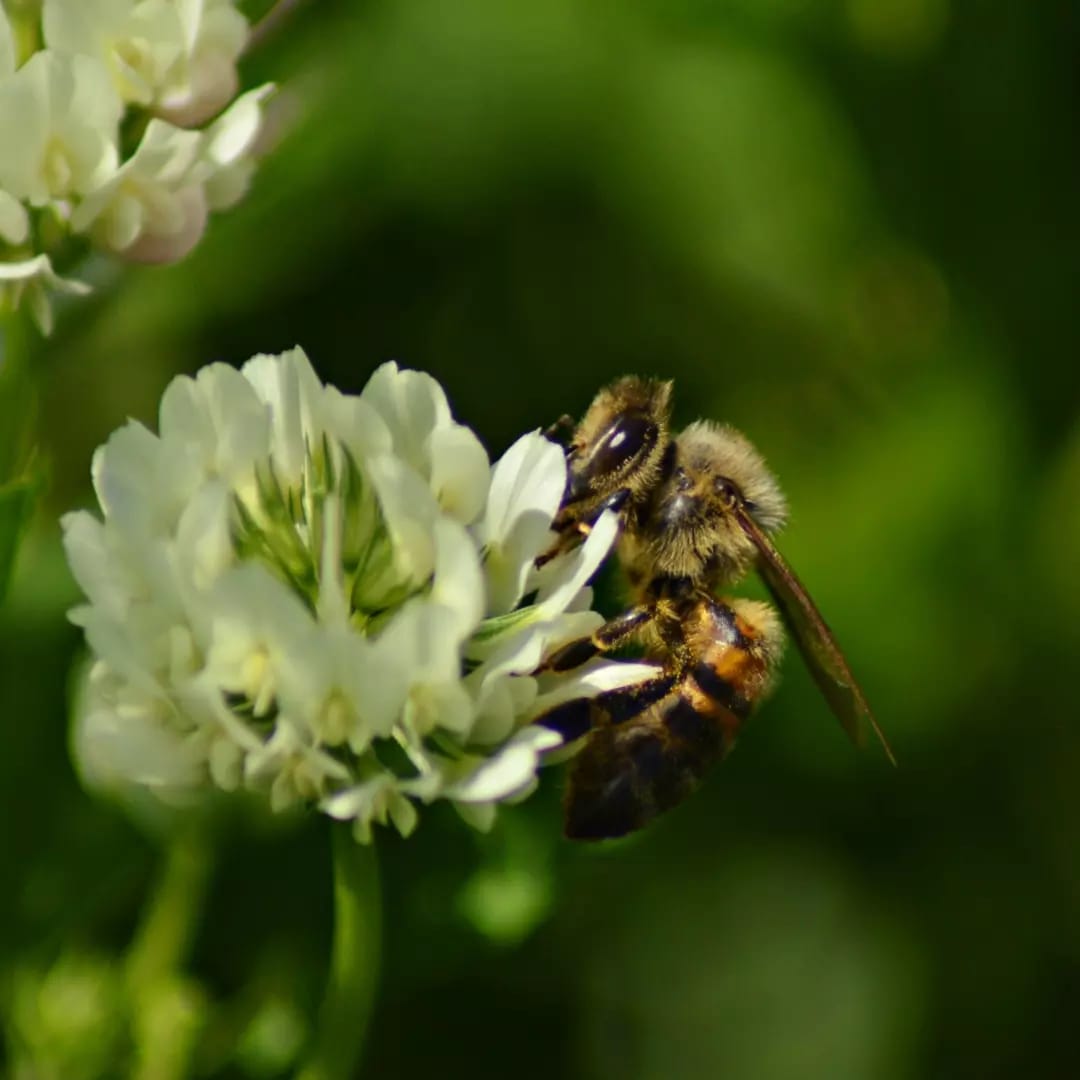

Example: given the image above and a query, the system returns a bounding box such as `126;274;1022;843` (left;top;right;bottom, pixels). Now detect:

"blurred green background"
4;0;1080;1076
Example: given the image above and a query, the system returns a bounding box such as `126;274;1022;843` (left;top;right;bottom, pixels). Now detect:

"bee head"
665;421;787;582
679;421;787;534
565;377;673;506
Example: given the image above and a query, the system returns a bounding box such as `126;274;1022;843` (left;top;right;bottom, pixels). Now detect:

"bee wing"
734;505;897;766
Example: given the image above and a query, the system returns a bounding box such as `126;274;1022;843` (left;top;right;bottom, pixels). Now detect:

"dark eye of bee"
590;415;655;474
715;477;742;507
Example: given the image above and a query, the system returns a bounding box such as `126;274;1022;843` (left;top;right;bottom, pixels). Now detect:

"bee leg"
535;487;632;568
539;603;655;673
535;667;676;740
543;414;576;443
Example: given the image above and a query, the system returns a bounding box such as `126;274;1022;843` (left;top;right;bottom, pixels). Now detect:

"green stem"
124;825;213;994
297;825;382;1080
0;309;40;605
0;309;35;480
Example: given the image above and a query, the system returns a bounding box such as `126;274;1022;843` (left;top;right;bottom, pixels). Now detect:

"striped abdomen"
563;596;781;840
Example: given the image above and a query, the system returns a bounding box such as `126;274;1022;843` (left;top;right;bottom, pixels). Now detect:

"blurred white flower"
0;1;267;329
71;119;206;259
70;85;272;262
0;50;122;205
43;0;249;126
159;0;250;126
197;84;273;210
65;350;649;841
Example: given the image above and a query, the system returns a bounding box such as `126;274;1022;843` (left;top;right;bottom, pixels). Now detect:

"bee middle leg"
534;604;675;741
539;603;655;673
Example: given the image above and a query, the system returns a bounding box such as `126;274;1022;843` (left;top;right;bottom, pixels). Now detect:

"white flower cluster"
63;349;652;841
0;0;267;332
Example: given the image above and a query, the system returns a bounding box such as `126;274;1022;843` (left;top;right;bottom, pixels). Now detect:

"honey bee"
535;376;895;840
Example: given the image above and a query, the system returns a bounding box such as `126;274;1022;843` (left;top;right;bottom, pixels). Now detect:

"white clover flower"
43;0;250;126
0;2;267;329
64;350;652;842
0;50;122;206
70;118;206;259
70;85;272;262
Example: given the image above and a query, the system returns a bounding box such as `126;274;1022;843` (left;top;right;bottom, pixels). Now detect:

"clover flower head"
42;0;249;125
64;349;652;841
0;1;268;331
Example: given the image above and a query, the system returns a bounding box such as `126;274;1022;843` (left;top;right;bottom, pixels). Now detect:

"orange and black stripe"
545;596;775;840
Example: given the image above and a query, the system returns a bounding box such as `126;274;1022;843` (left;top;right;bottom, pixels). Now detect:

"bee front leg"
535;487;632;568
543;414;576;444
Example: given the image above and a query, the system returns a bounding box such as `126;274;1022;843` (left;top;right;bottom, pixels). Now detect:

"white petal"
74;691;204;791
431;517;485;643
360;362;452;477
428;423;490;524
0;191;28;245
61;512;125;615
482;432;565;541
478;433;566;614
378;600;465;687
0;253;90;291
200;84;273;166
403;678;474;738
321;387;393;463
241;346;327;486
447;726;563;803
529;658;660;719
275;622;406;752
467;671;538;747
173;478;233;589
534;510;619;619
44;0;186;106
91;420;199;537
71;119;203;249
365;455;438;585
117;184;208;264
0;51;121;203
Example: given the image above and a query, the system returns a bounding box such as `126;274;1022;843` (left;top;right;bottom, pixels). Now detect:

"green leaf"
469;604;540;647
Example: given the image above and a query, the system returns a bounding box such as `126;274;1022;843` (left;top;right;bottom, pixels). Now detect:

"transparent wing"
734;505;897;766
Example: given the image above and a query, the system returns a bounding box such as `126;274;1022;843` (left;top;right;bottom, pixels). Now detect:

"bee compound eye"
715;477;741;506
590;415;655;474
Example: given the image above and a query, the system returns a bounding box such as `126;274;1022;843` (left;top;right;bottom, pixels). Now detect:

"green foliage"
3;1;1079;1078
0;314;42;604
0;469;38;604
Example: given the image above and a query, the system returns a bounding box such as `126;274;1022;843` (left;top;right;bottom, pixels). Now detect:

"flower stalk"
124;826;213;996
297;824;382;1080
